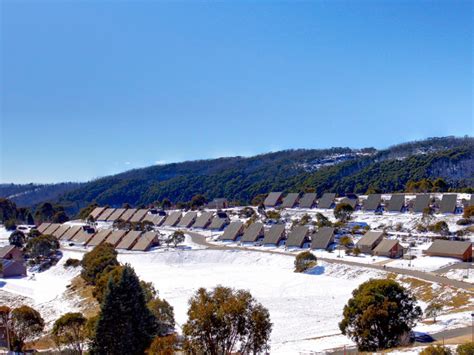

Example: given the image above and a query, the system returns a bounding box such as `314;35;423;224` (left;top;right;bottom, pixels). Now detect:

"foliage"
190;194;207;209
78;203;99;220
239;207;256;218
420;345;453;355
334;203;354;222
147;335;177;355
428;221;450;236
352;247;361;256
52;312;87;353
266;210;281;220
464;206;474;219
339;235;353;247
457;342;474;355
90;265;158;355
183;286;272;355
299;214;312;225
81;243;119;285
315;212;332;227
9;230;26;248
425;302;443;323
25;234;59;259
170;230;185;247
339;278;422;351
4;219;17;231
10;305;45;351
64;258;81;268
294;251;317;273
148;297;175;336
52;211;69;223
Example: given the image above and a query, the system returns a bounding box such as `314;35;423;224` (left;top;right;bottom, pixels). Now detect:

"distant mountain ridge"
1;136;472;213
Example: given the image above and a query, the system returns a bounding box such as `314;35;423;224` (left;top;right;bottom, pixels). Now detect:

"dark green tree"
190;194;207;209
9;230;26;248
81;243;118;285
339;279;422;351
52;211;69;223
90;265;157;354
52;312;87;354
334;203;354;222
25;234;59;259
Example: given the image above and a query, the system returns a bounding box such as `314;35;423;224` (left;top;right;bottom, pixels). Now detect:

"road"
187;231;474;291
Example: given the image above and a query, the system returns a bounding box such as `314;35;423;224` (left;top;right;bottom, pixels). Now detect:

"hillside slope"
48;136;473;213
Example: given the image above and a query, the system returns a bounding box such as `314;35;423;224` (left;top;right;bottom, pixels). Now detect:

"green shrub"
294;251;317;273
64;258;81;268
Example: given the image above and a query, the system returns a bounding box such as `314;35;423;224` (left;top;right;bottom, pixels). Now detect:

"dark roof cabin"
207;198;229;209
425;240;472;262
106;208;126;222
37;223;51;234
240;222;264;243
60;226;82;241
363;194;382;211
120;209;137;222
356;231;384;254
373;239;403;258
117;231;142;250
412;194;431;213
104;230;128;247
311;227;335;250
131;232;158;251
286;226;310;248
97;208;116;221
129;209;149;223
87;229;113;247
263;192;283;208
439;194;457;214
386;194;405;212
340;197;357;209
60;225;82;241
281;193;300;209
298;193;317;209
219;221;244;241
162;211;182;227
208;216;229;231
262;224;286;246
177;212;198;228
193;212;213;229
0;260;26;278
89;207;106;220
318;193;336;209
51;224;70;239
0;245;23;261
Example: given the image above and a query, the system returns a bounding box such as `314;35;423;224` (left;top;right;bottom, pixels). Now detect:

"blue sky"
1;0;472;183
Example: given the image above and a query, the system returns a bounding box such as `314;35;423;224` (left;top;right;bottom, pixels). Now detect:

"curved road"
187;231;474;291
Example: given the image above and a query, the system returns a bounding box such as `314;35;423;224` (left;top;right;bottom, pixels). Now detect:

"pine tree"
90;265;157;355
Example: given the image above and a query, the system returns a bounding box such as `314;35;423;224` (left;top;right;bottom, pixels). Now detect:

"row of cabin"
36;222;159;251
88;207;232;231
218;221;337;250
0;245;26;278
263;192;473;214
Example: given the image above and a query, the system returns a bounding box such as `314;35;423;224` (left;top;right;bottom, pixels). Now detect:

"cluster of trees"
52;137;472;215
420;343;474;355
34;202;69;224
405;178;449;193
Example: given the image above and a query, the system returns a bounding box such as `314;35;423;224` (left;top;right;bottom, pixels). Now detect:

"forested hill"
46;136;472;213
1;137;472;214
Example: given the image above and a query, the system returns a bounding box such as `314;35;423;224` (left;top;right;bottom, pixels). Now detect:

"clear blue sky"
1;0;472;183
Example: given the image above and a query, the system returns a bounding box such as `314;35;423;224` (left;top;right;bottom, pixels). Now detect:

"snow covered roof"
263;224;286;245
241;222;264;242
281;193;300;208
193;212;213;228
286;225;310;248
264;192;283;207
298;193;317;208
311;227;335;250
439;194;457;214
318;193;336;209
219;221;244;241
363;194;381;211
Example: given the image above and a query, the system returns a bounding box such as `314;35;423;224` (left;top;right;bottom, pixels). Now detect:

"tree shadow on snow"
305;265;325;275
